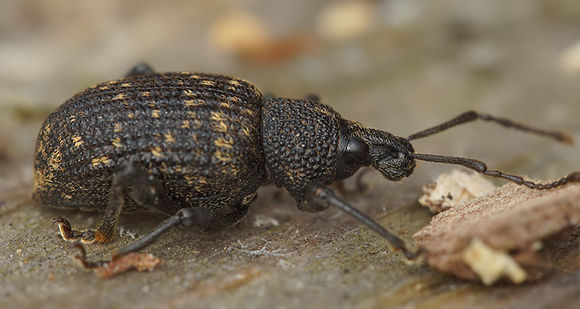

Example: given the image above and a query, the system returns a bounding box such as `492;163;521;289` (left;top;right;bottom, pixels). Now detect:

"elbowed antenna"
405;110;579;189
410;152;580;190
407;111;574;144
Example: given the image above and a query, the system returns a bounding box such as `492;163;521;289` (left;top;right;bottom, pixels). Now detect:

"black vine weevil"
34;63;580;264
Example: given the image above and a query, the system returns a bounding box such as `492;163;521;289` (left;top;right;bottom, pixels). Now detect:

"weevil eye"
345;137;369;164
336;137;371;180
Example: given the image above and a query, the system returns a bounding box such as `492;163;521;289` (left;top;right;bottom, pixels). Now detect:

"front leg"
333;168;371;195
52;164;169;244
304;183;421;260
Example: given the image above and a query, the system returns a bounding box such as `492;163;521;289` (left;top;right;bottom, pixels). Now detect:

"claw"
51;217;96;243
51;216;71;227
402;247;425;263
72;242;109;269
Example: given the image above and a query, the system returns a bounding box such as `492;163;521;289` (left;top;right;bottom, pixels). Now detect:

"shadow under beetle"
33;63;580;264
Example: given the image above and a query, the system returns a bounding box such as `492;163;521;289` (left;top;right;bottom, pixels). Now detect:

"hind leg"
112;196;253;258
52;164;168;244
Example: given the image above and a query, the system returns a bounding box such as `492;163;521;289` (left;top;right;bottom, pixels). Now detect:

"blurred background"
1;0;579;182
1;0;579;308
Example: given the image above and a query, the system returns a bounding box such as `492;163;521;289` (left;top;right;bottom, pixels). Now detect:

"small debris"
227;243;287;257
93;252;162;279
418;169;496;213
252;215;280;228
119;226;137;239
73;243;162;279
462;238;527;285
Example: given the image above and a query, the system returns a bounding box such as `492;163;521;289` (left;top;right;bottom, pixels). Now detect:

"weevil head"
337;120;415;181
261;96;416;205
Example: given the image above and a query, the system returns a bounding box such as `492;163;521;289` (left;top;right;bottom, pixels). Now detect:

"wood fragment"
413;179;580;284
418;169;496;213
462;238;527;285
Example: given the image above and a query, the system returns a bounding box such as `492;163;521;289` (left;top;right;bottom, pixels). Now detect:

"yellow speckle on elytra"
127;112;135;119
151;146;164;158
32;173;42;191
184;89;196;97
201;80;216;86
241;126;251;136
185;175;208;186
159;162;169;173
181;120;190;129
228;80;242;86
44;123;52;134
190;74;201;79
184;100;201;107
112;137;122;148
91;156;111;167
72;135;83;147
49;149;62;169
121;83;131;87
210;111;226;121
214;136;233;148
151;110;160;118
141;91;151;97
112;93;126;100
215;151;232;162
113;123;122;133
214;121;228;132
164;133;176;143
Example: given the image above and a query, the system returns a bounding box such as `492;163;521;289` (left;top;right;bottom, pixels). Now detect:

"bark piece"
413;180;580;284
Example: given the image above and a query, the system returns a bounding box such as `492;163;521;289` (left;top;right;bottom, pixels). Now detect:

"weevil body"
34;64;579;261
34;72;267;220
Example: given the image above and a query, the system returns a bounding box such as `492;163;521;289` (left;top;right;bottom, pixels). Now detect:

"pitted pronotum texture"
262;98;340;202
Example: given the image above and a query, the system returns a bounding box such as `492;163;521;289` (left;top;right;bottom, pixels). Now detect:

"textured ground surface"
1;1;580;308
